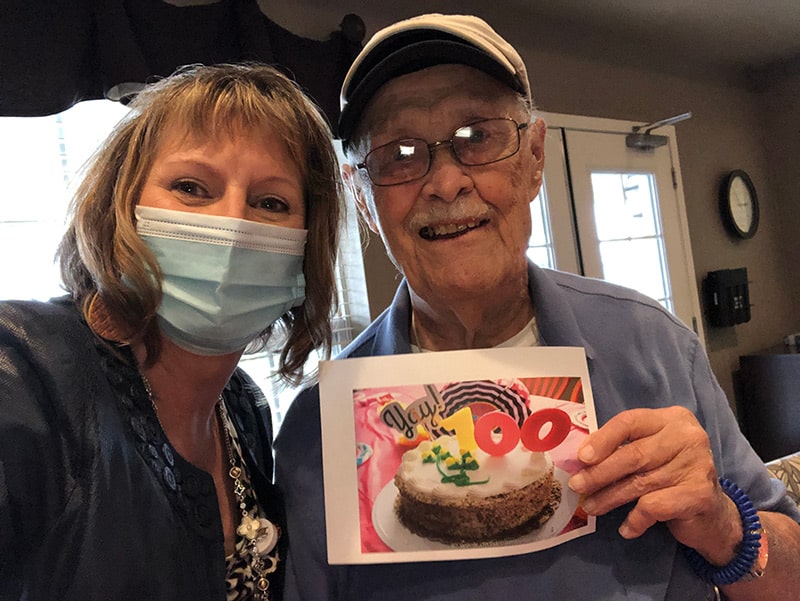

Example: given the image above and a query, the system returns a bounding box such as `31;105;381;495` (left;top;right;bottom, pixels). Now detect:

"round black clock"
720;170;759;239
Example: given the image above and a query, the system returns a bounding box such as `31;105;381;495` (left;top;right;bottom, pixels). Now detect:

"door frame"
538;111;706;345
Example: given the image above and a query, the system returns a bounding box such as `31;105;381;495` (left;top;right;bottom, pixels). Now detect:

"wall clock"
720;170;759;239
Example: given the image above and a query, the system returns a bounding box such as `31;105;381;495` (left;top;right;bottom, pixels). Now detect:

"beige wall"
265;2;800;410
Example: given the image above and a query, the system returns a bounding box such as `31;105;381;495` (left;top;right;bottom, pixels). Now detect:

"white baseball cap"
338;13;531;150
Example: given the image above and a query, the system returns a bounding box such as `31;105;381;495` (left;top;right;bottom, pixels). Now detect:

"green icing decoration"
428;442;489;487
441;473;472;486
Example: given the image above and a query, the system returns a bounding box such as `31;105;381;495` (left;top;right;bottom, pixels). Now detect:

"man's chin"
410;269;515;302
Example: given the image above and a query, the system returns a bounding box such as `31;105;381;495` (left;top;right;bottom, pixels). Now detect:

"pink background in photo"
353;378;590;553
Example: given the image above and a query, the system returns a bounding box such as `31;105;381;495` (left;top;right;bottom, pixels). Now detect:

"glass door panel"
562;128;701;334
590;172;672;312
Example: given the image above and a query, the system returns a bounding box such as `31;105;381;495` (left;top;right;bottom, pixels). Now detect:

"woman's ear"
342;163;379;234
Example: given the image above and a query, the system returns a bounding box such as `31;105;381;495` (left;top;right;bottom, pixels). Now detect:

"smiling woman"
0;95;370;430
0;63;370;601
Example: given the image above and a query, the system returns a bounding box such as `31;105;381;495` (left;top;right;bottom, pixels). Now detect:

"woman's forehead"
158;110;254;139
153;116;286;154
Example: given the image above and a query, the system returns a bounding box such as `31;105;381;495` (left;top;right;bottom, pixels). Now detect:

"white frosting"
397;435;552;500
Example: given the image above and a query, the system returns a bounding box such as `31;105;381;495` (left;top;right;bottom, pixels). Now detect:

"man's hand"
567;406;742;565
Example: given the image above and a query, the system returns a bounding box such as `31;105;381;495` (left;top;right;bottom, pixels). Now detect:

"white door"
529;113;704;342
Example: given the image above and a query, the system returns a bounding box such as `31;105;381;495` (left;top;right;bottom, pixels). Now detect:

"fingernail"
618;522;633;539
579;443;595;463
568;473;585;492
581;497;596;513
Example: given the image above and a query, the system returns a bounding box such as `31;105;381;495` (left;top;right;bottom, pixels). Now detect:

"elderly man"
275;13;800;601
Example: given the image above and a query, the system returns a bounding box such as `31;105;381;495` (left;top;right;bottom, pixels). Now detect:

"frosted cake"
394;435;561;544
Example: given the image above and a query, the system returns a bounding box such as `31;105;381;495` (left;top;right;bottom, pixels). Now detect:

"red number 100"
440;407;572;456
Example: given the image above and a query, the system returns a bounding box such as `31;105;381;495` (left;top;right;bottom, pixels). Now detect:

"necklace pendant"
253;519;279;555
257;577;269;591
229;465;242;479
236;514;263;540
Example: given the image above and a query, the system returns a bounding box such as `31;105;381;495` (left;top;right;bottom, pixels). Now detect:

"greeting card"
320;346;597;564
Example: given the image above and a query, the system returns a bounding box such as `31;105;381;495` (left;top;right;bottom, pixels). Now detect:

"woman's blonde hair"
58;63;342;384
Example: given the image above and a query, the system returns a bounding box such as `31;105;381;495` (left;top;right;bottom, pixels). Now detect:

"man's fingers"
570;434;681;496
577;408;671;465
576;462;679;514
617;489;677;539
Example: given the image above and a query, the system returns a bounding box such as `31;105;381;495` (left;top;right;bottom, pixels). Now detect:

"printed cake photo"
393;435;562;544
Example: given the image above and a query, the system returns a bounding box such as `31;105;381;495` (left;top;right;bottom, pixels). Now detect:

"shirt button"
162;443;174;466
163;466;177;491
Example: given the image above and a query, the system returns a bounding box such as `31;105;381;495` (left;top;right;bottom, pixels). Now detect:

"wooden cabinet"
738;346;800;462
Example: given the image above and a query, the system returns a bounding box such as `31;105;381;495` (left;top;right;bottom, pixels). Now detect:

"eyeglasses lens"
364;118;523;186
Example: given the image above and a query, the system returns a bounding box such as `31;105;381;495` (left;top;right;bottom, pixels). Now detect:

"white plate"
372;468;579;552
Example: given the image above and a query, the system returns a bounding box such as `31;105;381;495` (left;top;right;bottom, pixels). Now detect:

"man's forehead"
360;65;519;137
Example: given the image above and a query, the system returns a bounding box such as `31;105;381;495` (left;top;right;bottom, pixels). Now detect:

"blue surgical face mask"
135;205;307;356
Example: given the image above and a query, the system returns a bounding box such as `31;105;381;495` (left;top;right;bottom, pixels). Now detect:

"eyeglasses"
357;118;529;187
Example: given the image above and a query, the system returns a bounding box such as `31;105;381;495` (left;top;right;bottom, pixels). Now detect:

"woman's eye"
172;180;208;197
252;196;290;213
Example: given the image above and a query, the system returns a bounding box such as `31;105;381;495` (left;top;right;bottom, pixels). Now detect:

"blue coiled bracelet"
682;478;763;586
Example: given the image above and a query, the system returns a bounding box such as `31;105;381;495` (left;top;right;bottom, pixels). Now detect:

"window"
590;172;672;312
0;100;130;300
0;101;370;432
526;181;556;270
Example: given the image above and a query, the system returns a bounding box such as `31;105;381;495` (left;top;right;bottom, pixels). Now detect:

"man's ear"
526;118;547;200
342;163;379;234
529;118;546;164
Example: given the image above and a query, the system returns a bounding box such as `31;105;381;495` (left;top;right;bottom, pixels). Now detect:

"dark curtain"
0;0;364;129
